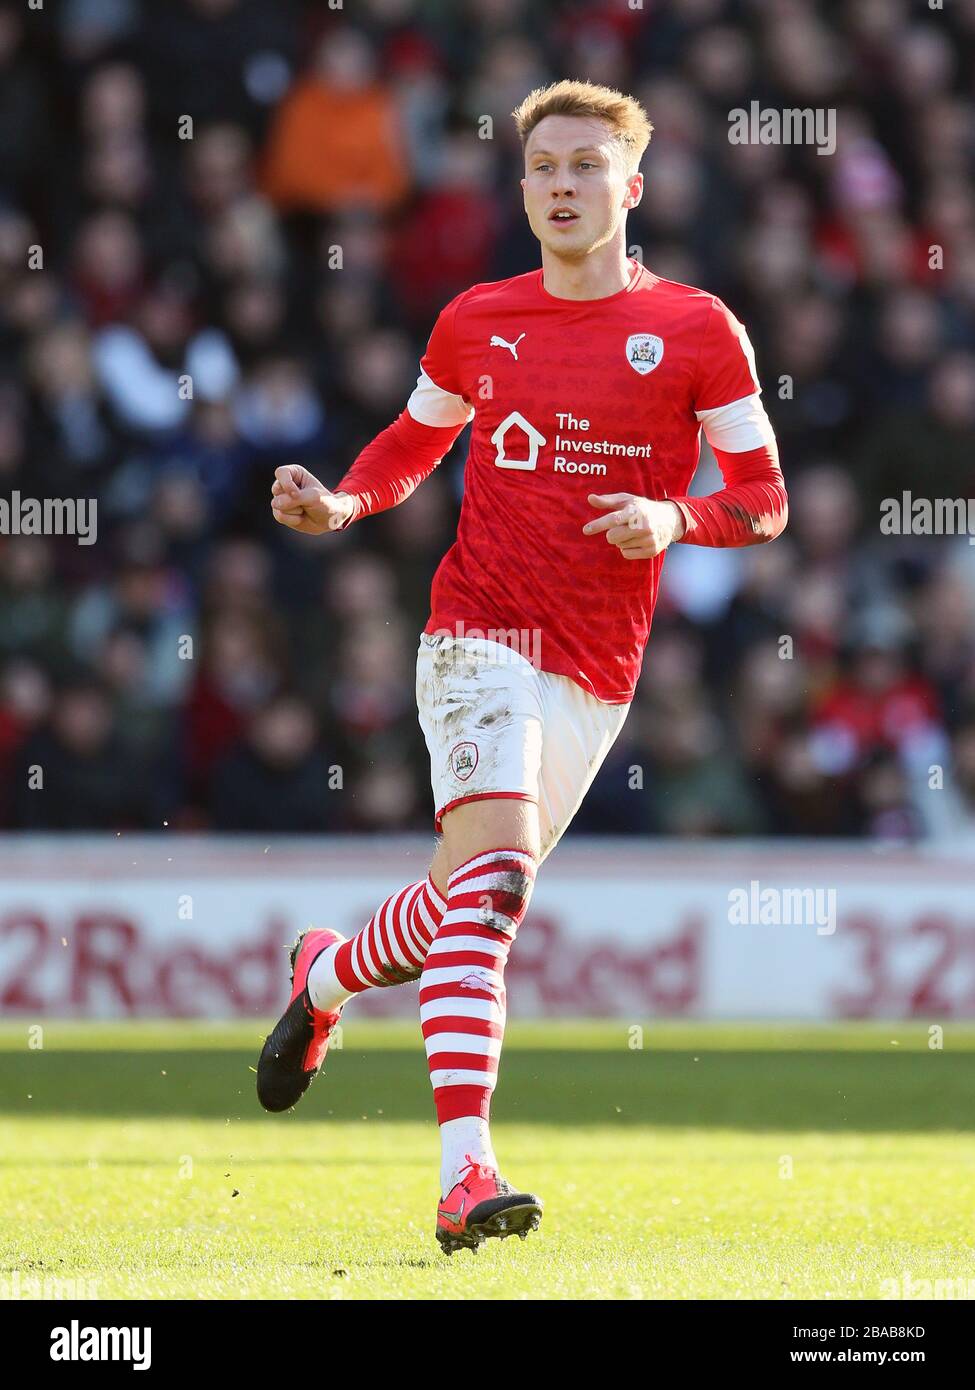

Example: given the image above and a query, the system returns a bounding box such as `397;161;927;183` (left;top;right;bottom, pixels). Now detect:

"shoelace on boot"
458;1154;514;1196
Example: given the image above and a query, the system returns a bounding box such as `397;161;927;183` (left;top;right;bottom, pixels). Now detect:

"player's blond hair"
512;80;653;174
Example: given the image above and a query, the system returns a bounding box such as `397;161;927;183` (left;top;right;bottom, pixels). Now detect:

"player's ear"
624;172;644;210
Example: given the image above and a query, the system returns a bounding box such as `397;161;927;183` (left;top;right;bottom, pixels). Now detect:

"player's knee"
474;851;536;939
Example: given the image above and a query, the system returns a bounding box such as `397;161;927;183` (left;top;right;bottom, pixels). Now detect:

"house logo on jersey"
491;411;546;471
626;333;664;375
449;740;479;781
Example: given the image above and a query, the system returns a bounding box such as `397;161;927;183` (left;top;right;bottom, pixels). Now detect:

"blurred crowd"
1;0;974;841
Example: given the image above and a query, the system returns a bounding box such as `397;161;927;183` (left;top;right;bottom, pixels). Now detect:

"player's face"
521;115;643;260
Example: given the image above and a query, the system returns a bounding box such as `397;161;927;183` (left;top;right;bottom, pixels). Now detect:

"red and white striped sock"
419;848;536;1194
307;875;446;1013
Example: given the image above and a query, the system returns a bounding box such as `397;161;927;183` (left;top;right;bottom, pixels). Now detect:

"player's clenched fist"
271;465;355;534
583;492;686;559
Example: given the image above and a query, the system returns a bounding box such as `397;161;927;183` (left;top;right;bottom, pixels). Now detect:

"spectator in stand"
12;677;142;829
261;27;410;215
212;693;338;832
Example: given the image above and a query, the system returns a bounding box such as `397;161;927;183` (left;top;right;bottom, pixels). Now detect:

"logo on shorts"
626;333;664;375
450;741;479;781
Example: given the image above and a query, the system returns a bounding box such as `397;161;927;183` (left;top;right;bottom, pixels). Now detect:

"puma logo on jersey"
490;332;526;360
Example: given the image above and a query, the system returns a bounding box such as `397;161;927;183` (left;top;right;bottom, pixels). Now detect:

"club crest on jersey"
626;333;664;375
449;741;479;782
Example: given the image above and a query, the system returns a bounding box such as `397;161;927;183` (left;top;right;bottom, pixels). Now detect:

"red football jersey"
339;259;784;702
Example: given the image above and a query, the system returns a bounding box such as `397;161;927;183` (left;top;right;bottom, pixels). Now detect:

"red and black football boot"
436;1156;543;1255
257;928;345;1113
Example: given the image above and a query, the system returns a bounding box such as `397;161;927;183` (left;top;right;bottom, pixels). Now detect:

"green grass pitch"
1;1020;974;1300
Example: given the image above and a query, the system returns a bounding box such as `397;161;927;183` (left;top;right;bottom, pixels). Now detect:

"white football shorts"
416;633;630;862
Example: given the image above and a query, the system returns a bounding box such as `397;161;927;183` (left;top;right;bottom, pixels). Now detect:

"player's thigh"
536;675;630;862
417;634;544;881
